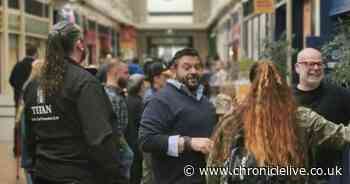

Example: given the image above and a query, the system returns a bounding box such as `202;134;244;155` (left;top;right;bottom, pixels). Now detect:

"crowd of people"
9;21;350;184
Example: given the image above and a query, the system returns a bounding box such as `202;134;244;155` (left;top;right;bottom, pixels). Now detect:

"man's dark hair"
132;58;139;64
128;75;144;96
26;44;38;57
170;48;201;67
145;62;166;84
213;54;220;61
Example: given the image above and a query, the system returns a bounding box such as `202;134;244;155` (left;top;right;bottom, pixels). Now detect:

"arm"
298;107;350;148
77;81;127;184
9;63;20;88
139;98;213;157
139;98;176;156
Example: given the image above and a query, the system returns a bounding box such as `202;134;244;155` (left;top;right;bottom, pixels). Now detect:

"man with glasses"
293;47;350;183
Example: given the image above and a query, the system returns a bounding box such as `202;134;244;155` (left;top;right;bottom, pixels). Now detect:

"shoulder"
322;81;350;95
23;80;39;103
66;63;100;86
156;84;178;99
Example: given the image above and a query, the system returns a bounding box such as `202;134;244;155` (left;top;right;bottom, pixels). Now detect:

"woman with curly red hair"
207;61;350;184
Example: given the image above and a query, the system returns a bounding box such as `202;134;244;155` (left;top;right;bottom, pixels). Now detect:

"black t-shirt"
24;60;126;183
293;81;350;174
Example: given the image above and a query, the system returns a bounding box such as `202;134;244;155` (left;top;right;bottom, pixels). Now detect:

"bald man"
293;48;350;182
103;59;133;181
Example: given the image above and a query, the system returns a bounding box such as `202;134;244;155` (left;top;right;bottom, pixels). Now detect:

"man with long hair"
23;21;127;184
208;61;350;184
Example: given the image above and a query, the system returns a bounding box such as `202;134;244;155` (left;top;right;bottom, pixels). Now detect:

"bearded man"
293;47;350;183
103;59;133;181
139;48;216;184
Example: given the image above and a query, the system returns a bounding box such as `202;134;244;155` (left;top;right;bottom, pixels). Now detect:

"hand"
190;138;214;154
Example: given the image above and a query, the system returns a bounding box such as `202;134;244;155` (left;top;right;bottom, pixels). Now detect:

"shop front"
120;25;137;60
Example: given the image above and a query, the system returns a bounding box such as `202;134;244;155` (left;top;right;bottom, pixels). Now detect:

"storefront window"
312;0;321;36
253;16;260;60
26;36;46;59
243;14;270;60
8;0;20;9
25;0;44;17
44;4;49;18
243;0;254;17
9;34;19;75
248;20;252;58
2;34;20;95
111;30;119;56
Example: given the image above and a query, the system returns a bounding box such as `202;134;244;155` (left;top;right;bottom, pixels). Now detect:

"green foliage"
238;57;256;72
259;33;296;78
321;18;350;88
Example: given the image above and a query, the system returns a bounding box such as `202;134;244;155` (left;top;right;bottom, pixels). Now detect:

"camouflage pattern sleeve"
297;107;350;149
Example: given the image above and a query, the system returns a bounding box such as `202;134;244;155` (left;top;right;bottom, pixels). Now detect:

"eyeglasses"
297;62;325;68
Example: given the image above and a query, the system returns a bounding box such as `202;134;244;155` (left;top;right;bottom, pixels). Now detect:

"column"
2;0;9;96
19;0;25;59
286;0;292;84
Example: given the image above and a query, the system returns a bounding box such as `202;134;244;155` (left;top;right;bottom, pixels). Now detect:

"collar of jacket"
104;85;125;96
167;79;204;101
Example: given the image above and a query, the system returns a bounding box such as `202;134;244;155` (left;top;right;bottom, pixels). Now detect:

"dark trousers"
130;153;143;184
33;177;77;184
33;176;95;184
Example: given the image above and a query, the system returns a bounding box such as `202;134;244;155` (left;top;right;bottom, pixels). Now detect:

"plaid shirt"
104;85;128;135
104;85;133;178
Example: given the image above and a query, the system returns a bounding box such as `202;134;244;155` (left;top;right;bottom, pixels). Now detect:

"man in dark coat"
9;45;38;109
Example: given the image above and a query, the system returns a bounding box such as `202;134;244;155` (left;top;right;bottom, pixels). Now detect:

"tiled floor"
0;142;27;184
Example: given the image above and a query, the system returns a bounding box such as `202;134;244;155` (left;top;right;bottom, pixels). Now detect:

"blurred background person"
141;60;168;184
213;81;237;122
9;45;39;157
103;59;133;181
9;45;38;111
126;74;146;184
128;58;144;75
143;61;168;105
15;59;44;184
209;58;228;103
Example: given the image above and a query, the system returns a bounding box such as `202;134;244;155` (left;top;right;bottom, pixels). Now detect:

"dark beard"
118;78;128;89
180;74;200;92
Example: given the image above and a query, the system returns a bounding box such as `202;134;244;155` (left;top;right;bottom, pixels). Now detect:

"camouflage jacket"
207;107;350;184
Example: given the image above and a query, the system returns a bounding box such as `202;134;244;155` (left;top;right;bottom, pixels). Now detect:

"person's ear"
76;40;84;51
170;64;176;74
